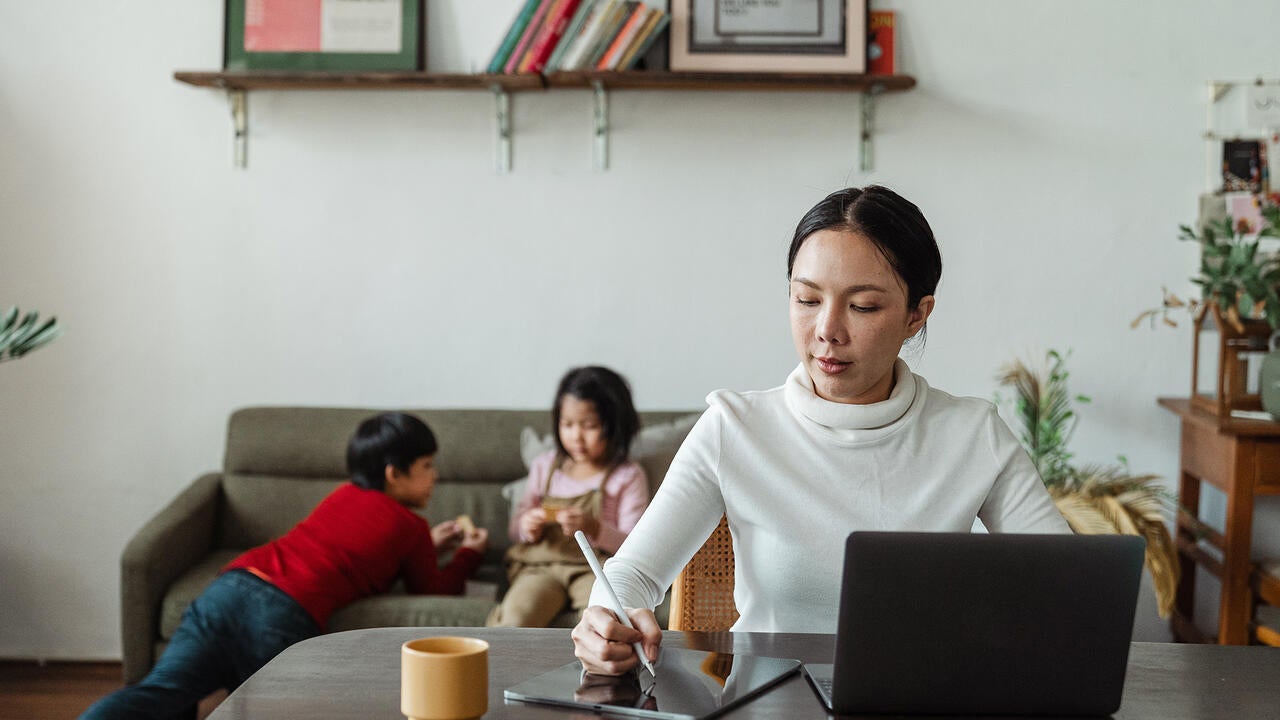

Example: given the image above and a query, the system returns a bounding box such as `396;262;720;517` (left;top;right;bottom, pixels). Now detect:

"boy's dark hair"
552;366;640;468
346;412;438;491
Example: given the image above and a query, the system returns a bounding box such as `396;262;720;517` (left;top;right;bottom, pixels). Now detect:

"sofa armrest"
120;472;222;684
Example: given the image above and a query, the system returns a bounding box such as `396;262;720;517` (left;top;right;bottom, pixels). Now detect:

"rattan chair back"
668;515;739;631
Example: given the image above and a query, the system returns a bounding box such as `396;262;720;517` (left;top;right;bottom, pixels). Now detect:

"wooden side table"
1158;398;1280;644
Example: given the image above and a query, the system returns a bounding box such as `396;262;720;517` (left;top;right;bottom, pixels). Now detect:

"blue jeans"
81;569;319;720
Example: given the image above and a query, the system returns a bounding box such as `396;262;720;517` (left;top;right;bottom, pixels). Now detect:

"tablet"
503;647;801;720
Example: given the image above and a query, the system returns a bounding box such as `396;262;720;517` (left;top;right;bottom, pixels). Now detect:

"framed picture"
224;0;424;72
670;0;867;73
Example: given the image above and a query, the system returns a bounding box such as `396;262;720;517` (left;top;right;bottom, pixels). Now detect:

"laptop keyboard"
816;677;834;695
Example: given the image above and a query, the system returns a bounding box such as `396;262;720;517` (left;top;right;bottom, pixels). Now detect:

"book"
523;0;584;74
517;0;567;72
543;0;598;74
596;6;650;70
559;0;621;71
487;0;544;74
618;11;668;70
504;0;556;73
583;1;637;71
867;10;895;75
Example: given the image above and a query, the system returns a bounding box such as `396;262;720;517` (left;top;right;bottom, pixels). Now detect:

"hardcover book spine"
526;0;584;74
867;10;896;75
518;0;566;73
619;11;667;71
544;0;597;74
560;0;618;71
486;0;543;74
583;1;635;71
596;6;649;71
504;0;555;74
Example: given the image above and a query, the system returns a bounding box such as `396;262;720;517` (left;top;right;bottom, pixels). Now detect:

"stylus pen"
574;530;658;679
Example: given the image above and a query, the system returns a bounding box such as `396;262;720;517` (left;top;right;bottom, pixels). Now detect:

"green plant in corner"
0;306;63;363
996;350;1179;618
1133;202;1280;332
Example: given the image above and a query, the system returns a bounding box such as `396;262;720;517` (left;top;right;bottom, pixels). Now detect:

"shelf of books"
545;71;914;92
174;68;915;172
172;71;545;92
177;2;914;171
173;70;914;94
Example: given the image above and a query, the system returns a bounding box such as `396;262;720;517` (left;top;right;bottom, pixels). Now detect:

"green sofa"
120;406;698;683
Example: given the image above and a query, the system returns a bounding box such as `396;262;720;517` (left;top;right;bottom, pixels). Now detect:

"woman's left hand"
556;508;596;537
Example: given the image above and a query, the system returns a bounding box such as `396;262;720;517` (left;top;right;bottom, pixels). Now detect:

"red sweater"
225;482;481;629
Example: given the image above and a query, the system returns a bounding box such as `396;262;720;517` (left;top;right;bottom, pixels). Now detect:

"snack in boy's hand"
455;514;476;534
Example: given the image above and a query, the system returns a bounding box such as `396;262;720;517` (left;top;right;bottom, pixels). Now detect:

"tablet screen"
504;647;800;720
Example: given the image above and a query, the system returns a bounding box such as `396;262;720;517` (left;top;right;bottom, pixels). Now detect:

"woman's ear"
907;295;935;335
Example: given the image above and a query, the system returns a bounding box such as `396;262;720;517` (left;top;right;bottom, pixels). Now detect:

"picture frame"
670;0;867;74
224;0;424;72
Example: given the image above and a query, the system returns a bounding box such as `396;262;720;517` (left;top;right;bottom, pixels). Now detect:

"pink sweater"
510;450;649;554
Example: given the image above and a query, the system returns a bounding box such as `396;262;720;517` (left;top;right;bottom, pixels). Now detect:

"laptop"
802;531;1144;717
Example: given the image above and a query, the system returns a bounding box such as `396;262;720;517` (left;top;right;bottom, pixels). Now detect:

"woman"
571;186;1069;675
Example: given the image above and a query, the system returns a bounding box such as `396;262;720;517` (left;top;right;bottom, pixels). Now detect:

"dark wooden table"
208;627;1280;719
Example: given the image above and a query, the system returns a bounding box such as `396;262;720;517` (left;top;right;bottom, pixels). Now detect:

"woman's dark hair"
552;366;640;468
786;185;942;312
346;412;438;491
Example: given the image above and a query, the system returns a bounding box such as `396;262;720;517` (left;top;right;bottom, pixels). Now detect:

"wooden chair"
1251;560;1280;646
668;516;739;632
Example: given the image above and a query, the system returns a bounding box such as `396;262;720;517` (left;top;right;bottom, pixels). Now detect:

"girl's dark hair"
786;185;942;312
551;366;640;468
346;412;438;491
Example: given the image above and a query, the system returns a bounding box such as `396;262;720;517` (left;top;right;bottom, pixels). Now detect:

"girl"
487;366;649;627
571;186;1071;675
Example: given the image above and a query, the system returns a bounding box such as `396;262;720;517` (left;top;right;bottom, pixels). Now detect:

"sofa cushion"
217;476;342;550
160;550;240;639
225;407;551;483
418;480;513;562
519;413;701;494
329;594;495;630
162;550;503;638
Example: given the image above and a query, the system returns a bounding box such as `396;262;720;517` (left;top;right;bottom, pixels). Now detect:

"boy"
82;412;488;720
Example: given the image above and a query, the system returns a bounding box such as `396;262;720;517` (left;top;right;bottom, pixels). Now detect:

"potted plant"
1133;200;1280;416
1133;201;1280;333
0;306;62;363
996;350;1179;618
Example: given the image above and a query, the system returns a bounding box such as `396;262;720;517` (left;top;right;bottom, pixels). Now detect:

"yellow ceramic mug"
401;636;489;720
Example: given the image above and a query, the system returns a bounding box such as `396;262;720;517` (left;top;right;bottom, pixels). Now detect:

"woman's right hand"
519;507;547;542
571;605;662;676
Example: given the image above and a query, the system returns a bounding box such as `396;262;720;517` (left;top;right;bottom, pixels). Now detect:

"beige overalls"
486;462;611;627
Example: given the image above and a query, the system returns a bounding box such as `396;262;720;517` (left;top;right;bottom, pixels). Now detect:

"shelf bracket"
593;81;609;172
491;85;512;174
229;89;247;169
859;85;883;173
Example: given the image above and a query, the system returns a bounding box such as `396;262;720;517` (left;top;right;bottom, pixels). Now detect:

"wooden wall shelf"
172;70;917;171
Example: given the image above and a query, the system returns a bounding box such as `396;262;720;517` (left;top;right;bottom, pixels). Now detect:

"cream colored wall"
2;0;1277;658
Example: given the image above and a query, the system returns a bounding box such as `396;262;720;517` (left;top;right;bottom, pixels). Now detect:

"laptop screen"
825;532;1143;716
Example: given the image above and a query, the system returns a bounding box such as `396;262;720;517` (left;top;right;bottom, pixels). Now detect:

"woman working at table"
571;185;1070;675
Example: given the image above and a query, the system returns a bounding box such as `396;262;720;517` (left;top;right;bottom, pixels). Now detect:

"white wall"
2;0;1278;659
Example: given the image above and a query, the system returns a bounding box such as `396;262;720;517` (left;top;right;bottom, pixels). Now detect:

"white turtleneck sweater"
591;360;1070;634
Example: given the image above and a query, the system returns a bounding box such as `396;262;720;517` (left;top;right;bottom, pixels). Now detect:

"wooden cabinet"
1159;397;1280;644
